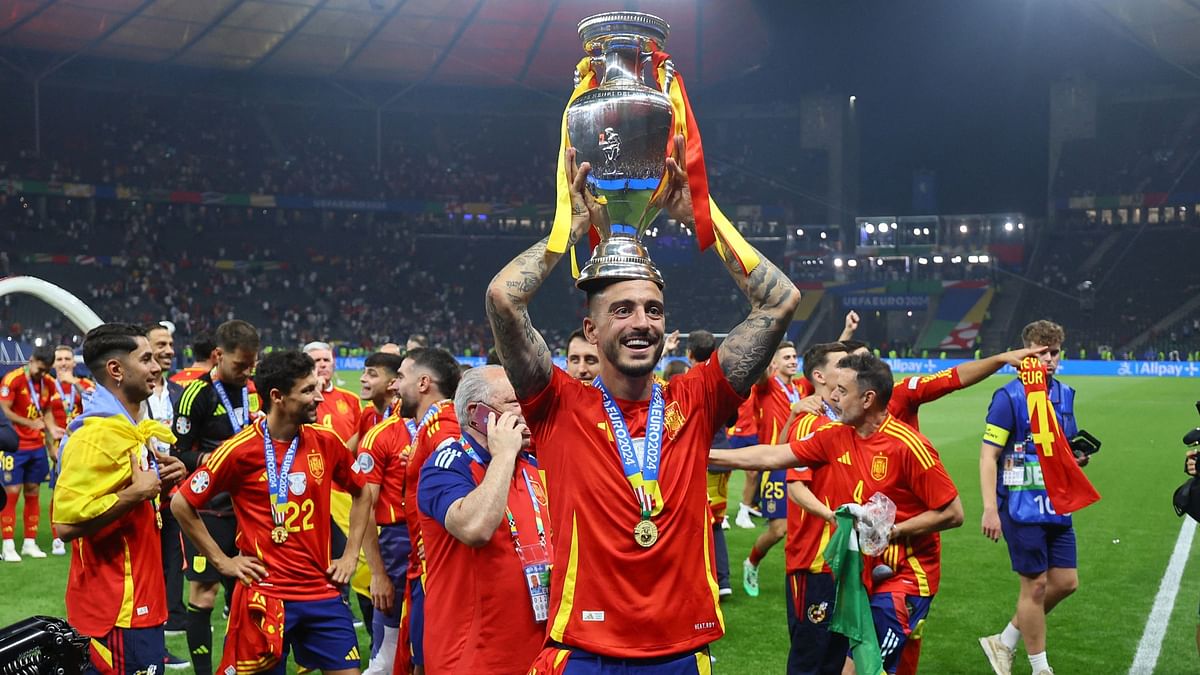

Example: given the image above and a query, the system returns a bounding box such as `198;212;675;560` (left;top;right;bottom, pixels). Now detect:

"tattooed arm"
654;135;802;397
485;148;603;399
717;248;802;395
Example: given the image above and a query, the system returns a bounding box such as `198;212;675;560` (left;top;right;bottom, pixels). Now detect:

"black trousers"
160;507;186;630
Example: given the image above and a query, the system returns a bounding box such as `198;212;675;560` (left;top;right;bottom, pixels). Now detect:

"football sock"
1029;652;1050;672
1000;622;1021;650
748;545;766;567
187;603;214;675
1;492;16;538
23;492;38;539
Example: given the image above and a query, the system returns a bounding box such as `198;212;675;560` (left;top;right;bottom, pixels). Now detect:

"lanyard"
383;404;393;420
416;400;451;435
461;435;546;551
261;419;300;526
593;377;665;520
775;376;799;405
54;377;77;417
212;379;249;432
822;400;841;422
25;368;44;416
404;419;418;438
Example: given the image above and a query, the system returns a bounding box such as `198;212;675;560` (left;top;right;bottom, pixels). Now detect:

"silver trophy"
568;12;674;289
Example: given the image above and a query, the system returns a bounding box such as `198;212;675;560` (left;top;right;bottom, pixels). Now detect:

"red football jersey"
419;449;550;674
888;368;963;431
404;400;459;581
784;412;838;575
755;374;801;445
729;395;757;438
56;419;166;636
50;378;92;429
359;415;413;525
169;366;209;386
0;368;59;450
520;355;744;658
788;415;958;597
316;386;362;444
181;422;365;601
357;404;390;443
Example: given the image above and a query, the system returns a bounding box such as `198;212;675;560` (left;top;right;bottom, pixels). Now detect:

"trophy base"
576;234;664;290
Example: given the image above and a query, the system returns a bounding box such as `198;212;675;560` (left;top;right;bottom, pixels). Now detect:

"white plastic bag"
855;492;897;556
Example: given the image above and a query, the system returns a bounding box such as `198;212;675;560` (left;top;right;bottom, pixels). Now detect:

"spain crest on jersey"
871;455;888;481
663;401;686;440
336;400;350;414
307;449;326;482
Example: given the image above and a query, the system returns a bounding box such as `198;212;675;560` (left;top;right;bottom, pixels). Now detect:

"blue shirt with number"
983;376;1077;525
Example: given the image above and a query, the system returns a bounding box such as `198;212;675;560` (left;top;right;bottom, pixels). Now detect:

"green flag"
824;507;885;675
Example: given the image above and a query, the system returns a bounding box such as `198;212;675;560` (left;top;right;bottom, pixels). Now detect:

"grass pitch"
1;375;1197;673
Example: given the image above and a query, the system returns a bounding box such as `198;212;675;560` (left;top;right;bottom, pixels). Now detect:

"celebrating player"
417;365;551;672
355;352;404;451
710;353;964;674
173;319;261;675
170;332;217;386
53;323;187;674
486;139;801;670
0;345;62;562
978;321;1089;675
173;349;386;675
743;340;801;597
392;347;462;675
305;341;361;445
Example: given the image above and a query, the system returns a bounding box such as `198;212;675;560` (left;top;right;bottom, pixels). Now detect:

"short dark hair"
687;330;716;362
54;345;73;355
215;320;260;353
81;323;147;384
840;339;869;354
663;360;689;381
407;334;429;348
191;331;217;362
567;328;588;347
803;342;847;380
253;350;315;414
777;340;796;353
364;352;404;375
835;353;893;409
405;348;462;399
31;345;55;365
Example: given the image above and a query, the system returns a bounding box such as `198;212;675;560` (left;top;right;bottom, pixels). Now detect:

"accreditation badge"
1002;451;1025;487
516;542;551;623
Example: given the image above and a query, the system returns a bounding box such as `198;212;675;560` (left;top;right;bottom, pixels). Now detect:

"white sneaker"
720;516;731;530
1;540;21;563
21;540;47;559
51;538;66;556
978;634;1015;675
735;503;758;529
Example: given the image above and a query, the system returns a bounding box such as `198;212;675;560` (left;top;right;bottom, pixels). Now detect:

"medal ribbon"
404;419;417;438
25;368;44;416
775;376;800;405
261;420;301;528
593;378;665;519
54;378;76;418
212;379;249;432
822;400;841;422
461;435;547;552
416;400;451;435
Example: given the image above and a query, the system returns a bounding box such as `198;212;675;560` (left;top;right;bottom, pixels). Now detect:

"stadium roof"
1089;0;1200;74
0;0;767;89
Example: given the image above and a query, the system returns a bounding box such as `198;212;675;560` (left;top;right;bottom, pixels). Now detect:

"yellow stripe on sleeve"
883;419;935;470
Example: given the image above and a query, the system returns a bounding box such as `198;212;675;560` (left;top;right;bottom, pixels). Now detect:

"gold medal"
270;526;289;544
633;519;658;548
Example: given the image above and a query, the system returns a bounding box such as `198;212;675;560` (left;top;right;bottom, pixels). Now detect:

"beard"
399;397;419;418
601;335;665;379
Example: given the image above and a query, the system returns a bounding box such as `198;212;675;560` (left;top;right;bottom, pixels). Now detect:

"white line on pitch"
1129;518;1197;674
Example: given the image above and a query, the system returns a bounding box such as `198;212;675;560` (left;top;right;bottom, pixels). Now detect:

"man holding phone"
417;365;551;673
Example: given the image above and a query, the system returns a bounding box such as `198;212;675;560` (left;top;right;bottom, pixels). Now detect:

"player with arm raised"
486;137;801;670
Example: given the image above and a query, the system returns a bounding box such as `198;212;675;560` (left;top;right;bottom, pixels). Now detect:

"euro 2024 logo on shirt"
288;472;307;496
355;453;375;475
190;469;211;494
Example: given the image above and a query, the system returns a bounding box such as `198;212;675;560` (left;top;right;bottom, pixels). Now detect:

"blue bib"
997;377;1077;525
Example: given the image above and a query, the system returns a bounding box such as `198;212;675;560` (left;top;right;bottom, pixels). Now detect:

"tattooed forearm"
486;236;563;399
717;244;802;395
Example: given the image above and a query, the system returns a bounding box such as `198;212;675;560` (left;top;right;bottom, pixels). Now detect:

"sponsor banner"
842;294;930;310
883;358;1200;378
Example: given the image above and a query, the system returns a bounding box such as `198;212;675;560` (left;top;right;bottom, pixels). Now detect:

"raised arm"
652;135;801;396
956;346;1046;388
485;149;599;399
709;443;798;470
837;310;860;342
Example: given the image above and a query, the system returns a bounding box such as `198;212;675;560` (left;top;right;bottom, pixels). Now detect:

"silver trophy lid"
577;11;670;46
576;234;664;290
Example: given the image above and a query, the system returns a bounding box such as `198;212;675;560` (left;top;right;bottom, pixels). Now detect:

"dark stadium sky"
728;0;1187;216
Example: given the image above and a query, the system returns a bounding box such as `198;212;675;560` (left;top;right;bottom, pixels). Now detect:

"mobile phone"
469;402;501;434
